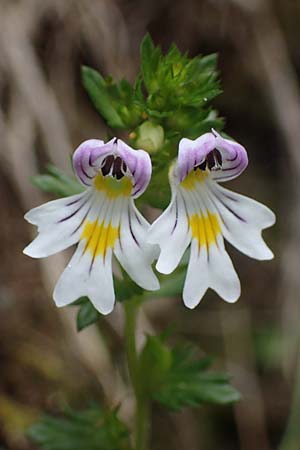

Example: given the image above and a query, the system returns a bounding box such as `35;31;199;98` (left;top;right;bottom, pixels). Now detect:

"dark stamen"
194;150;222;173
206;151;215;170
112;156;124;180
194;160;207;171
101;155;114;176
100;154;128;180
198;160;207;171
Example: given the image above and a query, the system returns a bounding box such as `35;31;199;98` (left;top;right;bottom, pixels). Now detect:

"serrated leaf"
150;343;240;411
28;406;132;450
82;66;126;128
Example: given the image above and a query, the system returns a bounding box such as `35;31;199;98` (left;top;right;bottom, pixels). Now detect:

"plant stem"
124;300;150;450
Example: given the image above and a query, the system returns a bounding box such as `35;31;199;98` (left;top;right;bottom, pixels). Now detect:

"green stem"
135;394;149;450
124;300;150;450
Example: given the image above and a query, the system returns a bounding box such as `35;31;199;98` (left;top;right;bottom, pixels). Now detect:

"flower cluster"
24;131;275;314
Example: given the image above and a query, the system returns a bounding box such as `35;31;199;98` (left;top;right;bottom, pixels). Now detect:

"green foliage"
28;405;132;450
82;66;144;129
139;337;240;411
32;164;83;197
140;34;221;113
139;34;223;140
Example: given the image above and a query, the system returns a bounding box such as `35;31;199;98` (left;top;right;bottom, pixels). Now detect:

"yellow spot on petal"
180;170;208;191
189;212;221;250
81;220;119;259
94;174;132;198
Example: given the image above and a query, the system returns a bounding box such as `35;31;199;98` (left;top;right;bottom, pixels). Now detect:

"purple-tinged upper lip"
73;138;152;198
177;131;248;183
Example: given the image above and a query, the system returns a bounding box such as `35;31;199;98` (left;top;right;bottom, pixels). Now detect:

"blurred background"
0;0;299;449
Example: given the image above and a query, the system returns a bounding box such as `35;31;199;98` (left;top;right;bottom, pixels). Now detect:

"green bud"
135;121;164;153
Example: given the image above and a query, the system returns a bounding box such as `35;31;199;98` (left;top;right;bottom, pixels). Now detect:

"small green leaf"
81;66;126;128
76;300;100;332
28;405;132;450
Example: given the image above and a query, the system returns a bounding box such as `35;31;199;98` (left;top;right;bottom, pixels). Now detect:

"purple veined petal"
73;139;108;186
212;131;248;182
205;181;275;260
116;140;152;197
177;131;248;184
23;191;95;258
177;133;216;182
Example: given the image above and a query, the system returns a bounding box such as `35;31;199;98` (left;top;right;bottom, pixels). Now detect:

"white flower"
24;138;159;314
148;130;275;308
